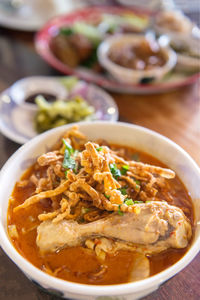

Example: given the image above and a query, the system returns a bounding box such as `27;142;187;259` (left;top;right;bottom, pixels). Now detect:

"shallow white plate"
0;76;118;144
0;0;85;31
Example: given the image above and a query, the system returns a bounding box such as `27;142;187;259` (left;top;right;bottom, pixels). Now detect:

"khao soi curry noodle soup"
7;126;193;285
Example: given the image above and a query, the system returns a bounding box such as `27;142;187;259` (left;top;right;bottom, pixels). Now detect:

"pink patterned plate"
35;6;200;94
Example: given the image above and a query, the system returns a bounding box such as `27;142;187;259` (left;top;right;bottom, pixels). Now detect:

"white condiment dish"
9;76;69;108
97;34;177;84
154;10;200;72
0;77;118;144
0;121;200;300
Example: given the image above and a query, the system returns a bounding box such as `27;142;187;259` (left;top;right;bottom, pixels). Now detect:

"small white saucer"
0;0;85;31
0;76;118;144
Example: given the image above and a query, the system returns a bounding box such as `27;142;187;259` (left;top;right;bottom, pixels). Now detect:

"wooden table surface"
0;20;200;300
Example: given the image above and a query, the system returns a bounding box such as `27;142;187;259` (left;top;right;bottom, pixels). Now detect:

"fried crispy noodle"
53;162;65;178
62;125;87;150
14;126;176;226
121;175;140;192
64;191;82;207
37;151;63;166
38;210;60;221
30;174;39;186
17;180;29;188
8;224;19;239
46;166;56;190
14;180;70;212
36;178;49;193
130;162;175;179
112;152;175;179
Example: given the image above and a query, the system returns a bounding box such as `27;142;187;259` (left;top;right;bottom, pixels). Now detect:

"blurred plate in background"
35;6;200;94
0;0;85;31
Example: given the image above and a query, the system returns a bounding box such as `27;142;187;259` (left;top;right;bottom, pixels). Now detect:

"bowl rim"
97;34;177;78
9;76;69;108
0;121;200;296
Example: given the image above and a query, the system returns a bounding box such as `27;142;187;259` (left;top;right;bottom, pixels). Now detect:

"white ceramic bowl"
0;121;200;300
9;76;69;108
154;11;194;39
175;53;200;73
154;11;200;72
97;34;177;84
155;29;200;73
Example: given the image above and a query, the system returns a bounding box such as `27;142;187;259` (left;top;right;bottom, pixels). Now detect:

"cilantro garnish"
62;139;76;171
104;193;110;199
109;163;121;179
118;205;124;216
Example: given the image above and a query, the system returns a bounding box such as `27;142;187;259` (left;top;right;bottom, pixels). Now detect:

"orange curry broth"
7;145;194;285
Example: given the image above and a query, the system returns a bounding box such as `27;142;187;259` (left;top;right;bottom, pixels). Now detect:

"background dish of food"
0;76;118;144
116;0;169;10
98;34;177;84
154;10;200;72
0;121;200;299
35;6;200;94
0;0;85;31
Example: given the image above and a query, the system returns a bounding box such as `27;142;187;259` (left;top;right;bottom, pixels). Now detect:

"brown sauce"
109;39;166;71
7;145;194;285
25;93;56;104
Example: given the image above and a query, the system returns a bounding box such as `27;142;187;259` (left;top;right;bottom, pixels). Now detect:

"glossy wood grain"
0;21;199;300
114;84;200;166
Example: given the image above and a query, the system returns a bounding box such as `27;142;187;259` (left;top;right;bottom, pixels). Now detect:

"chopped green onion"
118;187;127;195
121;165;129;175
135;180;140;185
118;205;124;216
64;170;68;177
124;198;143;205
109;163;121;179
96;147;103;152
124;198;134;206
104;193;110;199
